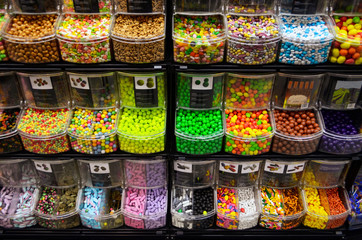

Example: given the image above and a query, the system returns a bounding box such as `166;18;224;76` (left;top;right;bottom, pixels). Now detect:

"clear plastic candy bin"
62;0;112;13
114;0;164;13
118;72;166;109
303;186;351;230
125;159;167;188
173;0;223;13
318;108;362;155
0;13;9;62
218;160;261;187
279;0;328;14
0;186;39;228
319;73;362;110
56;13;111;64
260;186;305;230
78;187;123;229
32;159;79;187
226;0;276;14
303;160;350;188
78;159;123;188
176;72;224;109
216;186;260;230
0;107;23;154
331;0;362;15
173;160;215;188
10;0;59;13
0;159;37;186
35;186;80;229
17;72;71;109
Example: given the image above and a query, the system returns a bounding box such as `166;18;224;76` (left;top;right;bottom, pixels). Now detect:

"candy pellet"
0;108;23;153
125;160;166;188
325;188;348;229
303;187;329;229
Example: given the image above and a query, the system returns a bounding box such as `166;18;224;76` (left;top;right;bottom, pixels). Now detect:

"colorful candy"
349;184;362;227
125;160;167;188
0;108;22;153
227;1;271;14
62;0;111;13
0;14;8;62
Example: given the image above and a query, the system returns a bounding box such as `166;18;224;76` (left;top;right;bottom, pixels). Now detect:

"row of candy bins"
171;160;216;229
0;1;8;62
117;72;166;154
348;164;362;229
216;160;261;230
122;159;168;229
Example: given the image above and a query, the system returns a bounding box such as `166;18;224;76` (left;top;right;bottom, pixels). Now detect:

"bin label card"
73;0;100;13
319;163;343;172
287;163;305;174
331;78;362;108
219;161;239;174
127;0;153;13
34;162;52;173
174;162;192;173
28;76;60;107
283;78;316;108
291;0;318;14
18;0;46;12
264;161;285;174
190;76;214;108
69;75;90;90
242;162;260;174
133;76;158;108
90;163;110;174
30;76;53;90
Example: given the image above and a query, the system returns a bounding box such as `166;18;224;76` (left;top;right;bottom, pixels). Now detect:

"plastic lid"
0;72;22;107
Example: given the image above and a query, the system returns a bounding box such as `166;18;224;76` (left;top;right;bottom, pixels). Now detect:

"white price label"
192;77;213;90
286;163;305;174
34;161;52;173
134;76;156;90
69;75;89;90
219;161;239;174
241;162;260;174
264;161;285;174
30;76;53;90
90;163;110;174
174;161;192;173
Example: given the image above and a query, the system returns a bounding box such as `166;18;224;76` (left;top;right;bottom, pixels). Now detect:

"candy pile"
173;15;225;64
0;108;20;133
0;187;36;228
18;108;70;154
225;109;273;155
117;108;165;154
227;1;270;14
68;108;118;154
272;109;322;155
319;109;362;154
330;16;362;65
175;109;223;155
57;14;111;63
63;0;112;12
125;160;166;188
0;14;8;62
279;15;333;65
303;187;328;229
349;184;362;225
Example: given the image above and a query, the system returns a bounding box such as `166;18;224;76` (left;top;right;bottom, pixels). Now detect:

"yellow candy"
337;56;346;64
329;56;337;63
356;57;362;65
355;24;362;30
340;42;351;49
332;48;340;57
348;25;355;31
349;29;358;36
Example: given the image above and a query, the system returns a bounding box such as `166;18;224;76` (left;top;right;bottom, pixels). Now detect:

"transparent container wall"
78;160;122;188
20;133;70;154
225;73;274;110
273;73;323;110
0;73;22;108
174;0;223;12
0;106;20;138
0;133;23;154
172;214;214;229
124;159;167;188
0;186;38;229
303;187;350;230
226;0;275;14
303;160;350;188
261;160;306;188
331;0;362;15
36;212;80;229
118;132;165;154
171;186;215;217
115;0;164;13
118;72;166;109
33;159;79;187
62;0;112;13
176;72;224;109
68;73;117;108
0;159;37;186
80;211;123;229
271;132;322;155
279;0;328;14
11;0;59;13
173;160;215;188
218;160;261;187
0;0;5;13
18;72;70;109
175;134;223;155
320;74;362;110
349;184;362;228
124;214;166;229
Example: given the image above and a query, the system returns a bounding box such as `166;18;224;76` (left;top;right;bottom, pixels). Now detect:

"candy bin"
319;73;362;110
111;14;165;64
0;159;37;186
224;109;274;156
1;14;60;63
56;13;111;64
10;0;59;13
78;186;124;229
35;185;80;229
173;14;226;64
0;10;9;62
115;0;164;13
0;186;39;228
172;159;216;229
118;72;166;109
261;160;307;188
278;0;328;14
176;72;224;109
225;73;274;110
318;108;362;155
61;0;112;13
175;108;224;155
278;14;334;65
78;159;123;188
226;0;276;14
17;108;71;154
173;0;223;13
349;183;362;229
32;159;80;187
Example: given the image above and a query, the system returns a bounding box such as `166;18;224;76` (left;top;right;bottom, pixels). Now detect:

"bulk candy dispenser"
0;72;23;154
0;159;39;228
171;159;216;229
0;0;8;62
67;72;119;155
271;73;324;155
16;72;71;154
349;165;362;229
122;158;167;229
117;72;166;154
329;0;362;65
302;160;351;230
216;160;262;230
259;160;307;230
114;0;164;13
